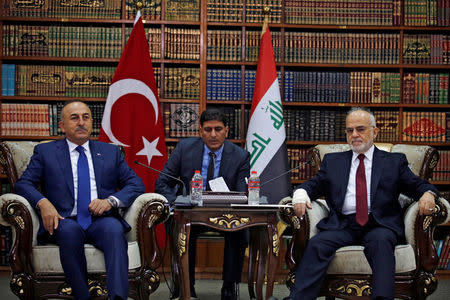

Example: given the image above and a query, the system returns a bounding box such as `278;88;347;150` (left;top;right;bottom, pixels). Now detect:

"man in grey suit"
155;107;250;300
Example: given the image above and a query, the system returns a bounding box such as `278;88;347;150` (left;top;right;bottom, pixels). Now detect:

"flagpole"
135;2;143;23
261;6;270;36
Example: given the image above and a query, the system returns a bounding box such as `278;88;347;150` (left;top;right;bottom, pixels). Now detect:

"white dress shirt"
67;140;98;216
341;145;374;215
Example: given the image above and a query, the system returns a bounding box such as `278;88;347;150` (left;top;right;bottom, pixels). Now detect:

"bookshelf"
0;0;449;276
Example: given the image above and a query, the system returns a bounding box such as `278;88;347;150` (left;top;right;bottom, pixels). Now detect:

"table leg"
176;220;191;299
265;221;279;299
256;229;267;300
248;228;258;300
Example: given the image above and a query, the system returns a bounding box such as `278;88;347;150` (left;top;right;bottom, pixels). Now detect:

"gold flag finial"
136;2;143;10
262;6;271;35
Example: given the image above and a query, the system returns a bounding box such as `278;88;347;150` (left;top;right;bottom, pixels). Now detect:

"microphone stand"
134;161;191;203
260;160;311;187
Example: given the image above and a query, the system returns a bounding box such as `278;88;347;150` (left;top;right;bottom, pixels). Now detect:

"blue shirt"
201;144;224;190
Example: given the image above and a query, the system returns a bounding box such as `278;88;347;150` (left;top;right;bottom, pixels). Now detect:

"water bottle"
191;170;203;206
247;170;260;205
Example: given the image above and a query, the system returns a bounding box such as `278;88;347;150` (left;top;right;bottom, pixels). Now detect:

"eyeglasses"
345;126;374;135
202;126;224;133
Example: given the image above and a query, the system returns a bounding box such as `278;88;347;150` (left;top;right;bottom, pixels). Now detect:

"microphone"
134;161;190;202
260;160;311;187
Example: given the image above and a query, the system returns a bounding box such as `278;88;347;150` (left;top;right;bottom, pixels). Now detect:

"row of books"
3;25;450;66
164;28;201;60
402;111;447;142
3;65;450;106
287;147;314;180
0;0;123;19
125;27;162;59
164;67;200;99
2;65;115;98
2;25;122;58
285;0;399;26
165;0;199;21
404;0;450;26
284;109;347;142
284;32;400;65
434;150;450;181
2;0;449;26
403;34;450;65
435;235;450;270
403;73;449;104
1;102;105;137
284;71;401;104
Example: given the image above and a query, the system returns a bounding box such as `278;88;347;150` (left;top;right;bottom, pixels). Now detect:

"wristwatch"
107;196;118;208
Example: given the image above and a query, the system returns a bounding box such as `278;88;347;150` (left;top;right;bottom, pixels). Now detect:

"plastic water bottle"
191;170;203;206
247;170;260;205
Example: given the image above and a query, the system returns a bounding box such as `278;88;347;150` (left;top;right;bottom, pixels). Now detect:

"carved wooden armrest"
124;193;170;270
0;193;39;274
404;197;450;274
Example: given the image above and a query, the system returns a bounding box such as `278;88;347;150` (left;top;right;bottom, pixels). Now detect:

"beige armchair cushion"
3;141;40;178
31;241;141;273
391;144;431;176
327;244;416;275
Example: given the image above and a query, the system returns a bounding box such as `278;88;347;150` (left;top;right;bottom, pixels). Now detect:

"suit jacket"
298;147;438;239
15;139;145;236
155;137;250;204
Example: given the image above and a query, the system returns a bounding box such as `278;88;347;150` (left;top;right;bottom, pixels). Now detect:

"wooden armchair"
0;141;170;300
279;143;450;299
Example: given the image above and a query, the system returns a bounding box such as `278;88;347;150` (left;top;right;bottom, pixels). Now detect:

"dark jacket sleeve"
154;141;183;204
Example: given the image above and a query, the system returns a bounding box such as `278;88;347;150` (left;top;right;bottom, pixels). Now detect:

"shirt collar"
66;139;90;153
203;143;224;157
352;144;374;163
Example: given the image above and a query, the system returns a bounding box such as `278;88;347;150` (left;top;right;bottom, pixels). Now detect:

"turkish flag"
99;11;167;245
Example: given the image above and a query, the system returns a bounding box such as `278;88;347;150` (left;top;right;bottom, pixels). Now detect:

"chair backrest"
310;143;439;180
0;141;40;189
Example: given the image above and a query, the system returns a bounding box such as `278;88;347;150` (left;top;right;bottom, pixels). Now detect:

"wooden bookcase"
0;0;449;276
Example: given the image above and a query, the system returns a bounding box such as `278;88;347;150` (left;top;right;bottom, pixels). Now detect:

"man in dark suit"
284;107;438;300
15;100;145;300
155;107;250;300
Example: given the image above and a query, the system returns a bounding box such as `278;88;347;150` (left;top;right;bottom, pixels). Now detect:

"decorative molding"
88;279;107;296
10;274;26;296
332;280;371;297
272;233;279;256
209;214;249;229
178;232;187;257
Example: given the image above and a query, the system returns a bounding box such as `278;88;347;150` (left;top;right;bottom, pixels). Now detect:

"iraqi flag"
246;25;291;204
99;11;167;244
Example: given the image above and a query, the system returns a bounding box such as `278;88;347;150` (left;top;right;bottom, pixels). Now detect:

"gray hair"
347;107;376;127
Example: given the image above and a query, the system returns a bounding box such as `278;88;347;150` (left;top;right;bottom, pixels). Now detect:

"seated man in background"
155;107;250;300
15;100;145;300
284;107;438;300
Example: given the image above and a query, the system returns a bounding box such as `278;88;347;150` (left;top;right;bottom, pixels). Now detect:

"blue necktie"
76;145;91;229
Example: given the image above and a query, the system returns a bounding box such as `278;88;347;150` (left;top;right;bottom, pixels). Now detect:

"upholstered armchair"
0;141;170;300
279;143;450;299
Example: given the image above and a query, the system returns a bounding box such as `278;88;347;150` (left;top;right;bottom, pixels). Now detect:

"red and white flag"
99;12;167;242
246;25;291;204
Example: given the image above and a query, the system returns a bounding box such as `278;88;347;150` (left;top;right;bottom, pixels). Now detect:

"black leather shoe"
190;284;198;299
221;283;239;300
282;297;294;300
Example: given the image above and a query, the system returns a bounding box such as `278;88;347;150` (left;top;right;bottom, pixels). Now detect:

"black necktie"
206;152;216;191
